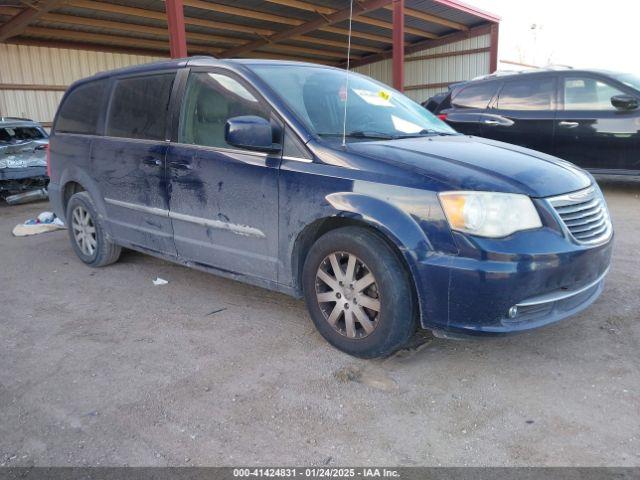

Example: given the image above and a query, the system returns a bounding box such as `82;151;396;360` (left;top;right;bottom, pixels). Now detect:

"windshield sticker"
391;115;423;134
339;84;348;102
353;89;393;107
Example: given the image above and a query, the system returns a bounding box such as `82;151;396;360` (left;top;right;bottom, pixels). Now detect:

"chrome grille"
547;186;612;244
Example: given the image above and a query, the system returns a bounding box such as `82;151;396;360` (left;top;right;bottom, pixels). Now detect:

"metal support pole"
489;23;499;73
392;0;405;91
165;0;188;59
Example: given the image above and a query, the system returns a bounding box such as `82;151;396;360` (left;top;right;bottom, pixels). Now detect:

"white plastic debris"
12;212;66;237
37;211;55;223
152;277;169;286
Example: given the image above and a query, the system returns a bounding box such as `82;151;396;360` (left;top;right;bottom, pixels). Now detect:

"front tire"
302;226;417;358
66;191;121;267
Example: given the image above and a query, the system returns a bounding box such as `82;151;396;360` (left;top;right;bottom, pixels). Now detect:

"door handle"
142;156;162;167
559;121;580;129
169;161;193;171
482;116;514;127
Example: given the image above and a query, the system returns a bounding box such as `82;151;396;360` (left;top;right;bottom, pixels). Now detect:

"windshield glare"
613;73;640;92
250;65;456;140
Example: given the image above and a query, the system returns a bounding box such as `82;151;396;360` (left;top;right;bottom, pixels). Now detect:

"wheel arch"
291;192;434;326
59;168;108;218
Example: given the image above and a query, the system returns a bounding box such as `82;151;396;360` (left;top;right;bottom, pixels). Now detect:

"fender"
325;191;433;265
56;156;112;238
289;185;455;329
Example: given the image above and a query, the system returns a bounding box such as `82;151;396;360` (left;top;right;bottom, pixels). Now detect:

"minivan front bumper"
414;228;613;334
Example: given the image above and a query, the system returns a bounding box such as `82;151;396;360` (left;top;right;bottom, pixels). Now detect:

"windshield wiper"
396;129;458;138
318;131;397;140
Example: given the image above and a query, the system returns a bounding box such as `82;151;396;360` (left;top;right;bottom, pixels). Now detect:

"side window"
451;82;498;109
563;77;625;111
179;72;271;148
283;126;311;160
106;73;175;140
54;80;107;135
497;78;555;110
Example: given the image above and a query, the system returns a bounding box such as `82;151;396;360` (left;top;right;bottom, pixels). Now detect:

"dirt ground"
0;179;638;467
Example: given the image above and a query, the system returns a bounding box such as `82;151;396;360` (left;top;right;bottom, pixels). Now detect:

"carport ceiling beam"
68;0;391;49
264;0;438;39
383;5;468;30
21;26;223;55
68;0;275;37
220;0;394;58
0;0;65;41
180;0;407;42
39;12;245;46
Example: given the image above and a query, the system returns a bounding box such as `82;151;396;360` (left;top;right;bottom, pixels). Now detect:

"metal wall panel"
0;44;162;125
354;33;491;103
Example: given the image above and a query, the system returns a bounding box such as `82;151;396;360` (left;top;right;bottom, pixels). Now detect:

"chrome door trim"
105;198;169;217
169;211;265;238
104;198;265;238
282;155;313;163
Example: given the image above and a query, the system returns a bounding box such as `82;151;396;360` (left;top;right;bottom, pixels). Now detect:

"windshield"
250;64;456;141
613;73;640;92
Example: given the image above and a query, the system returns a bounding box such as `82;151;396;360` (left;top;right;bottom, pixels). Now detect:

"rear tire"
66;191;121;267
302;226;417;358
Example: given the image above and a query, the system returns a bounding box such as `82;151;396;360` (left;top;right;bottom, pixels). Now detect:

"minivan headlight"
439;191;542;238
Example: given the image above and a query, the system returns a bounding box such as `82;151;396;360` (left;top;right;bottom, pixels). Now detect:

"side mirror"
611;94;638;111
225;116;281;153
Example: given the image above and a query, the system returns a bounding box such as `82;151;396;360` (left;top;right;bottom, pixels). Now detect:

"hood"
0;139;48;169
346;135;591;198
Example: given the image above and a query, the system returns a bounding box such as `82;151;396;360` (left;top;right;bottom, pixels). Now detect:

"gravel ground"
0;179;638;467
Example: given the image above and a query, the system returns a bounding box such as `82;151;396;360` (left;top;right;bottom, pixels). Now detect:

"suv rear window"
0;126;46;144
106;73;175;141
497;78;555;110
55;80;107;135
451;82;498;109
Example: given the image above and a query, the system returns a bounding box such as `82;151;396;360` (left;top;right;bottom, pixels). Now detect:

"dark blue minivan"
48;57;613;358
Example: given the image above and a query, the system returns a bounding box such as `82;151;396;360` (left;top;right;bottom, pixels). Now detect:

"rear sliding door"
92;71;178;256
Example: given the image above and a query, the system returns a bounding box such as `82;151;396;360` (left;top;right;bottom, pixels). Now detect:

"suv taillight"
438;114;448;121
46;144;51;178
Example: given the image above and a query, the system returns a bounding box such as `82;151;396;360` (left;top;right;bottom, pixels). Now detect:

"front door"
478;75;557;155
554;74;640;172
92;71;177;256
167;70;280;282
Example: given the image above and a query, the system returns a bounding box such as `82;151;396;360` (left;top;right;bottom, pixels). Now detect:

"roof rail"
472;65;574;81
0;116;33;122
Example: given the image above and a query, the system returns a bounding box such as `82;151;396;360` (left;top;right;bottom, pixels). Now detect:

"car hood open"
347;134;592;198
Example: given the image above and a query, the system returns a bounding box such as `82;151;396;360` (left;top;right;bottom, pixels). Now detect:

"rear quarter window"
106;73;175;141
54;80;108;135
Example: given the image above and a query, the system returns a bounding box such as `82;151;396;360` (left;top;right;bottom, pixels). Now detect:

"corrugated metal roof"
0;0;498;65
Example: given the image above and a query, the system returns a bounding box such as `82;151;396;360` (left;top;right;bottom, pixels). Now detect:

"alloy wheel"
315;251;381;339
72;205;97;257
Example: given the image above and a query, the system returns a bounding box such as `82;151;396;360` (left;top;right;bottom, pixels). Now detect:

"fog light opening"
508;306;518;319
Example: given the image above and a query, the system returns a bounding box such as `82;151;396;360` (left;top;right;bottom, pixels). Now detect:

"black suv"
431;69;640;175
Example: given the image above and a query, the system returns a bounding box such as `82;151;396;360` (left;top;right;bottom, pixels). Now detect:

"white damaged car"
0;117;49;197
